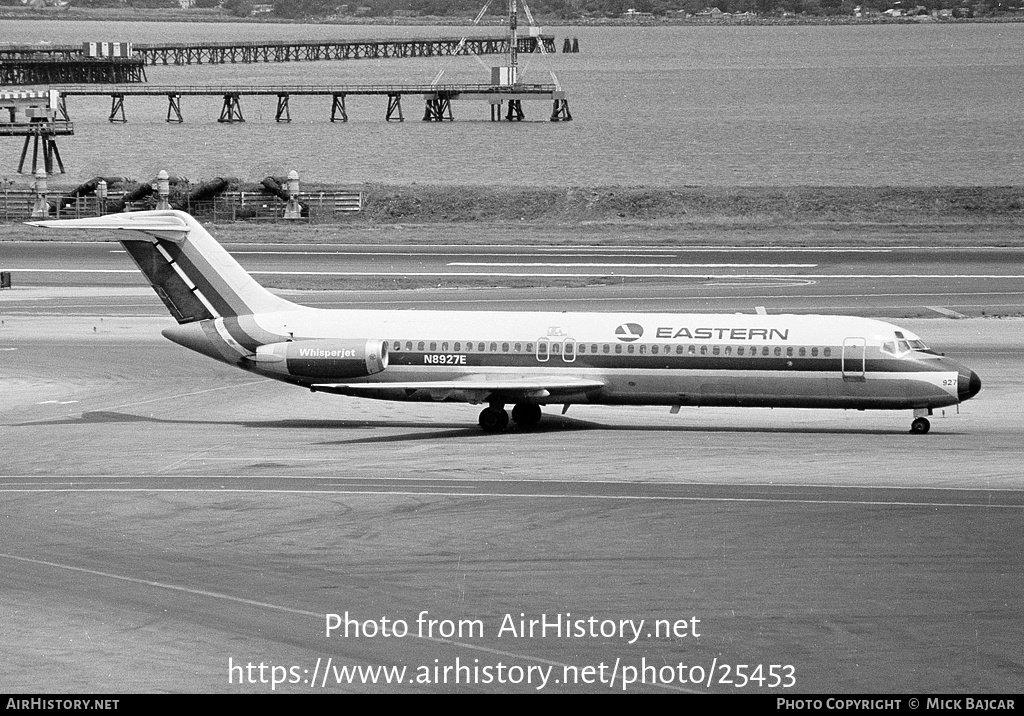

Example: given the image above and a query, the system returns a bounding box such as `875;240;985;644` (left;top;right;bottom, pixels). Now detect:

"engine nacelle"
254;339;388;379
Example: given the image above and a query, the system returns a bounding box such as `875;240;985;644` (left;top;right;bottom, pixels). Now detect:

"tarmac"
1;301;1021;693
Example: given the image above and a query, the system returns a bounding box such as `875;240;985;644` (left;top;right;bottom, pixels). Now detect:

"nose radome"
958;369;982;402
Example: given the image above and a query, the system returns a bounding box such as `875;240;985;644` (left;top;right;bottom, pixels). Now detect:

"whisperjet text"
655;326;790;340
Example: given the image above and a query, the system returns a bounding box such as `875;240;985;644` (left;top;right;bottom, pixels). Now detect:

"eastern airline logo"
615;323;644;342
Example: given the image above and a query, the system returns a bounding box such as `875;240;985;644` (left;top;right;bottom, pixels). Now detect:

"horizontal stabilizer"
25;213;190;241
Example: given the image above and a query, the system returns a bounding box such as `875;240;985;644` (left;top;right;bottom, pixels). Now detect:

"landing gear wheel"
479;406;509;432
910;417;931;434
511;403;542;428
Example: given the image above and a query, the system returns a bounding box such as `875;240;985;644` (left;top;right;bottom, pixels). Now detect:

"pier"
0;89;72;174
57;84;571;123
0;58;147;86
0;121;73;174
0;35;557;67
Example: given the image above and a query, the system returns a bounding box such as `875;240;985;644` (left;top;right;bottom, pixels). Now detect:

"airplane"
27;210;981;434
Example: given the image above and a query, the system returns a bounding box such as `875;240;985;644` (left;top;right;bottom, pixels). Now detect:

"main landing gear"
478;403;543;432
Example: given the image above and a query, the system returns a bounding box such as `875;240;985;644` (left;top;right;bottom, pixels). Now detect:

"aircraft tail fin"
26;210;296;323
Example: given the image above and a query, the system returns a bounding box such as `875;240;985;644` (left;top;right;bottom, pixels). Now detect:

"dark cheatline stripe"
386;349;940;374
224;314;290;352
119;240;215;324
162;240;246;318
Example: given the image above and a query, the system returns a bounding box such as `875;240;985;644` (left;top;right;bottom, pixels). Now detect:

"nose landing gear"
910;417;931;434
910;408;932;434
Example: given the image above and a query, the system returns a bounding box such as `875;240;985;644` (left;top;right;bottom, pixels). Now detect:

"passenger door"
842;337;866;382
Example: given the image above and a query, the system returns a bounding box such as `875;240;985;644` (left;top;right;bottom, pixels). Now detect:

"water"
4;19;1024;186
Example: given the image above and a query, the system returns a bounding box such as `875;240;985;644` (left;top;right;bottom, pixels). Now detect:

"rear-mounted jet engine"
254;339;388;379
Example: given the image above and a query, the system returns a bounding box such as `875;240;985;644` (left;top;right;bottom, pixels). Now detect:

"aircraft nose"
958;368;982;402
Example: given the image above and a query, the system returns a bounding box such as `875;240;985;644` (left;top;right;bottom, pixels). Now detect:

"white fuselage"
176;307;972;412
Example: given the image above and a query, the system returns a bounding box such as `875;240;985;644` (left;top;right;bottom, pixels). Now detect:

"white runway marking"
0;486;1020;508
926;306;969;319
0;552;692;692
112;246;897;253
9;268;1024;279
448;262;819;268
247;271;1024;279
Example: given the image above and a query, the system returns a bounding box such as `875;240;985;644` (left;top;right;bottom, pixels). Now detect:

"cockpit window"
898;340;911;353
908;339;929;351
881;341;896;355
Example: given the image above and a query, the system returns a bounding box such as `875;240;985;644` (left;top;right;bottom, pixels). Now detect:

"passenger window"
551;343;560;354
824;348;832;357
786;347;793;357
725;346;732;355
490;343;497;352
430;342;437;352
676;345;684;354
578;344;586;354
799;347;806;357
688;345;696;355
774;347;782;357
454;342;461;351
737;346;744;356
615;344;622;354
638;345;646;354
502;342;509;352
417;341;425;351
651;345;658;355
811;347;818;357
762;347;770;356
627;345;635;354
392;341;400;351
441;342;449;351
478;342;485;352
514;342;522;352
603;344;610;354
700;346;708;355
713;346;720;356
526;343;533;352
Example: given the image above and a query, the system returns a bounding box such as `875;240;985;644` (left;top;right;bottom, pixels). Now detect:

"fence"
0;188;363;222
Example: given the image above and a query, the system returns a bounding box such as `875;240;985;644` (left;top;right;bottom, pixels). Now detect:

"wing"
310;376;605;403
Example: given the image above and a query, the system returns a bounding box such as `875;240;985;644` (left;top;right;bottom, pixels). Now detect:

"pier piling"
423;96;453;122
218;93;244;123
330;94;348;122
108;94;127;123
166;94;183;123
505;100;525;122
275;94;291;123
386;93;404;122
550;98;572;122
